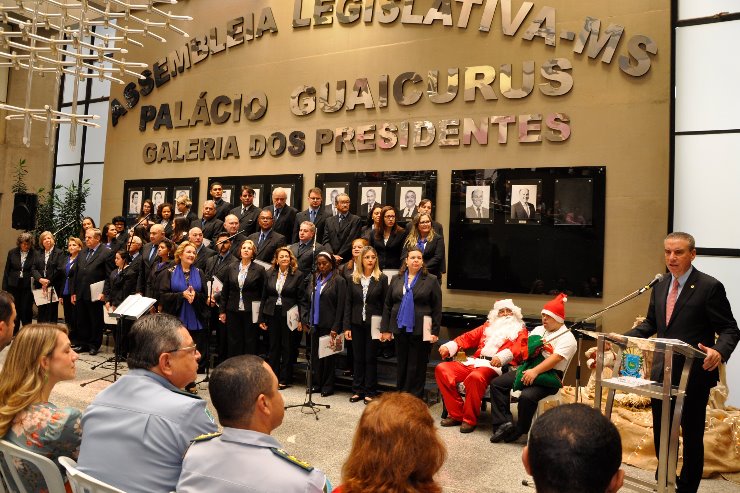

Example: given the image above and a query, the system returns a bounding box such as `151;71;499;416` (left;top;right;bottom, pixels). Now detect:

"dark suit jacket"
382;272;442;336
401;235;446;277
247;230;286;263
73;246;114;301
103;266;138;307
626;268;740;392
399;206;418;220
59;254;79;297
512;201;536;219
219;262;267;314
292;208;329;244
289;241;330;279
229;204;260;236
2;248;36;290
137;243;160;293
322;213;362;263
199;217;224;242
369;229;407;270
259;268;304;322
32;248;64;294
300;273;346;333
204;253;237;283
226;233;249;260
359;201;382;218
265;205;297;240
193;245;216;272
213;198;232;222
343;273;388;328
145;260;172;299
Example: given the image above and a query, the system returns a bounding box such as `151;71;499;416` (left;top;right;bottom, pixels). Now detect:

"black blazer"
32;247;64;293
199;217;224;242
73;246;114;301
382;272;442;336
626;268;740;392
229;204;261;236
258;268;304;322
219;262;267;314
204;253;237;283
137;243;160;293
103;266;138;307
265;205;298;240
192;245;216;272
2;248;36;290
247;230;286;263
344;273;389;328
322;213;363;263
292;208;330;244
59;254;79;297
146;260;172;299
155;266;208;322
401;235;446;277
300;272;346;333
289;241;331;278
369;230;407;270
213;198;232;222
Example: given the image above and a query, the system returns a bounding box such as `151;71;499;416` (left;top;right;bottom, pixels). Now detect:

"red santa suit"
435;301;528;426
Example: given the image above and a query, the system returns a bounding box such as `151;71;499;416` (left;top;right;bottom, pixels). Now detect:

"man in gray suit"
465;188;489;219
511;188;536;219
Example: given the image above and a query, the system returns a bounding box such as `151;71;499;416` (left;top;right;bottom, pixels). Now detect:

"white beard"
480;316;523;357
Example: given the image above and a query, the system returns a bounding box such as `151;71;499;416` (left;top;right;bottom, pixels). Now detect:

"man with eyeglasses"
78;313;217;493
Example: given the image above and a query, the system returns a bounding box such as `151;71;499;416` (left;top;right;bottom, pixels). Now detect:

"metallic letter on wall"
346;78;376;110
464;66;497;101
393;72;423;106
427;69;459;104
539;58;573;96
619;35;657;77
319;81;347;113
500;61;534;99
521;6;556;46
574;17;624;64
290;86;317;116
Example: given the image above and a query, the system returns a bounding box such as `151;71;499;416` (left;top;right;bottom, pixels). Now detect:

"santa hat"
541;293;567;323
491;298;523;321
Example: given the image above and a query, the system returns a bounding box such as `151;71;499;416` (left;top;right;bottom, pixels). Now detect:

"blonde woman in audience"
0;324;81;492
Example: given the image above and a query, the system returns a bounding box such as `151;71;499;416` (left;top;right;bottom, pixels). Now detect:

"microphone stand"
285;232;330;419
53;218;78;237
546;276;662;403
196;260;217;387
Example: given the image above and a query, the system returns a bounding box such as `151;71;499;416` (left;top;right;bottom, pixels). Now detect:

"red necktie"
665;278;679;325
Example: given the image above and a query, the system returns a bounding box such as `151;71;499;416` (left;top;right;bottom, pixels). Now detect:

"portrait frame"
324;182;349;216
396;181;426;221
506;180;542;225
553;178;594;226
174;185;193;204
464;184;493;223
221;185;235;206
127;188;144;216
356;181;387;216
270;183;296;207
150;188;167;213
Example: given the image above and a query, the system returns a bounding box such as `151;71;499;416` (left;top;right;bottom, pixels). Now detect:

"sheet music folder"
111;294;157;320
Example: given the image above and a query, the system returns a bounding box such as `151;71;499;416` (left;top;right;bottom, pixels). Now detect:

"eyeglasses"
166;343;198;354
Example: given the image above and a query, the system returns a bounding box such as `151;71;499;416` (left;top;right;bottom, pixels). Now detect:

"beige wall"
101;0;671;331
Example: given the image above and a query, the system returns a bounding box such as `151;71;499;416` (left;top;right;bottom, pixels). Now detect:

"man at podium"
626;232;739;493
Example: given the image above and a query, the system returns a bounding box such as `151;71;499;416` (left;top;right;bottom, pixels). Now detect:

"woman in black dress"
259;247;303;389
157;202;175;238
370;206;407;271
2;233;36;333
344;246;387;404
31;231;63;323
146;239;174;299
103;250;138;356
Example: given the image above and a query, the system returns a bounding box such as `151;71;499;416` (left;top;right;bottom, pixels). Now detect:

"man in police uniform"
177;355;332;493
77;313;217;493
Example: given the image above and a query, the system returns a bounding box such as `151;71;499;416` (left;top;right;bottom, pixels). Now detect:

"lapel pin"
690;285;694;289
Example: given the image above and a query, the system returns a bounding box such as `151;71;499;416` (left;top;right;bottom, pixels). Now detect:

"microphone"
638;273;664;294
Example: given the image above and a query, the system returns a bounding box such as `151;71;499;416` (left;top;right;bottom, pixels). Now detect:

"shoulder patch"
271;447;315;472
191;432;222;443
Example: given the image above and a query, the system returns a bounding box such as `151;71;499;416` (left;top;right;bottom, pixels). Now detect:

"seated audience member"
0;324;80;492
77;313;217;493
335;392;446;493
523;403;624;493
0;291;16;351
490;293;576;443
435;299;528;432
177;355;331;493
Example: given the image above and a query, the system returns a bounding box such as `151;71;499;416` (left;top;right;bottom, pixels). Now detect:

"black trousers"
310;325;336;393
489;368;559;433
61;295;77;341
77;300;104;350
268;306;293;384
8;286;32;333
395;332;431;398
37;301;60;323
650;383;711;493
226;310;258;357
213;311;228;365
351;321;378;396
189;328;208;373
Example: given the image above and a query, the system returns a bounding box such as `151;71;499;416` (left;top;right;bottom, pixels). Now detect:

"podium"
590;333;705;493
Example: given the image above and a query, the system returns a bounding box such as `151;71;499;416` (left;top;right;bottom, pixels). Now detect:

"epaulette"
191;432;222;443
170;387;203;400
270;447;314;471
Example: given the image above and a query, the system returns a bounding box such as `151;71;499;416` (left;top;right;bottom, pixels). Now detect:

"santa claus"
435;299;528;433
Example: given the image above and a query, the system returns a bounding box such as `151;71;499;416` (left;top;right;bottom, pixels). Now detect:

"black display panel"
447;167;605;298
123;177;200;221
207;175;304;211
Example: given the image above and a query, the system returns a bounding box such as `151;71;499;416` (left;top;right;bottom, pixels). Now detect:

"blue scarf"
312;272;332;326
171;264;203;330
397;270;419;333
417;238;428;251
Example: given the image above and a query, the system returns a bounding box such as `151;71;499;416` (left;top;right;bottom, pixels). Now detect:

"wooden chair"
0;439;66;493
58;456;126;493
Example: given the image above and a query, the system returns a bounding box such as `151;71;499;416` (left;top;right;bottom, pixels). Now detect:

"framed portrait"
127;188;144;216
397;181;426;220
150;188;167;213
357;181;387;216
174;186;193;203
271;183;296;207
464;185;492;223
246;184;264;208
324;182;349;216
506;180;541;225
221;185;235;206
553;178;594;226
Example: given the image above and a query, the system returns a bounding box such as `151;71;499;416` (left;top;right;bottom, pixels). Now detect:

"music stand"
81;294;156;387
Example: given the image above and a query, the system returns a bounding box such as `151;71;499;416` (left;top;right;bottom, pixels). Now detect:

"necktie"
275;208;281;222
86;249;93;261
299;243;306;255
525;204;530;217
242;207;247;216
258;233;265;246
148;246;156;262
477;207;481;218
665;278;679;325
310;209;316;223
339;215;344;225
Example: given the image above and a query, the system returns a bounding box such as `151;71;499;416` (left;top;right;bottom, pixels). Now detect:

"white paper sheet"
318;333;345;358
371;315;382;340
90;280;105;300
251;301;260;323
423;315;433;341
32;288;58;306
287;305;300;331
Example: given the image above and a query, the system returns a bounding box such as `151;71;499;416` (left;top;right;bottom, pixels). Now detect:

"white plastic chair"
58;456;126;493
0;439;66;493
